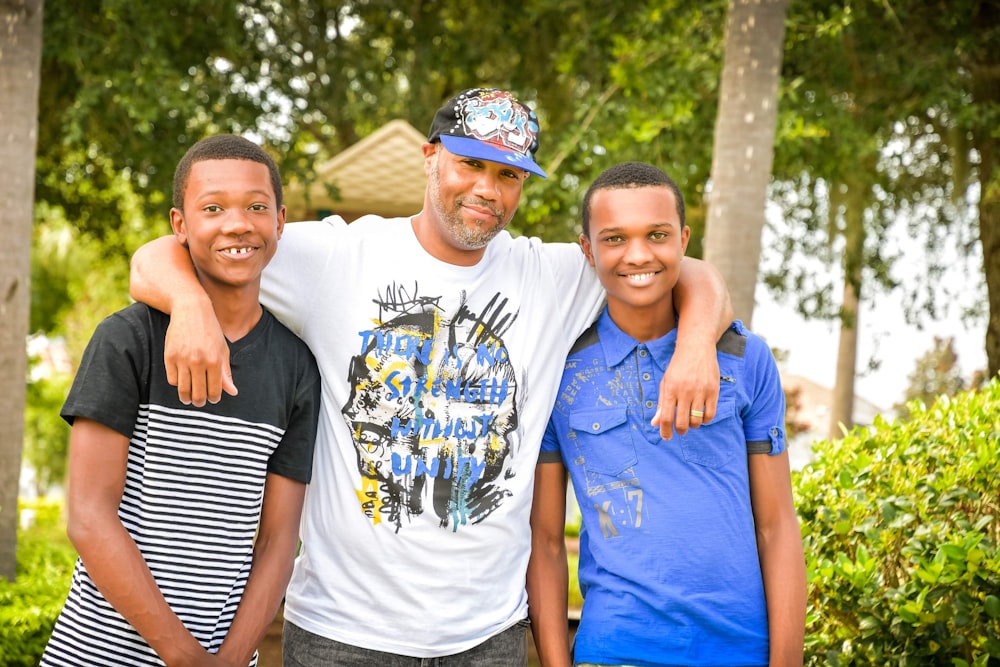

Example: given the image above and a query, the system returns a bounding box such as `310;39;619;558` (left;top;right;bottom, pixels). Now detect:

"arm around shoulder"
129;235;235;406
654;257;734;439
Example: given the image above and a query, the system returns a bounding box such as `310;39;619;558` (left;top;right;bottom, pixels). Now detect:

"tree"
703;0;788;326
0;0;44;582
895;336;967;420
763;1;992;437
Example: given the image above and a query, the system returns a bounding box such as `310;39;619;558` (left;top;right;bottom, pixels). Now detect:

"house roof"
284;119;428;220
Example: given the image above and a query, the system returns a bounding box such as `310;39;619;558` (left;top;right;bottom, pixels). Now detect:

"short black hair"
581;161;685;236
172;134;282;210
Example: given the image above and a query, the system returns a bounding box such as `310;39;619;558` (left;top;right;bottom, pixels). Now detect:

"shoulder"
568;319;601;358
261;310;316;357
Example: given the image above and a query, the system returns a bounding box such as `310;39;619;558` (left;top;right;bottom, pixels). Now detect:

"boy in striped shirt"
42;135;320;666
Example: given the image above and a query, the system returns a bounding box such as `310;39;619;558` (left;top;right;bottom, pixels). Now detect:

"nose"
623;238;653;264
221;209;253;235
472;172;501;199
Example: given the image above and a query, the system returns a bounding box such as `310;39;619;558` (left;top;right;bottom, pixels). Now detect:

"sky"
750;220;987;414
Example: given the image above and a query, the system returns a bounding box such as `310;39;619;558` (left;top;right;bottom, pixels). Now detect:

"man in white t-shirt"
130;88;732;666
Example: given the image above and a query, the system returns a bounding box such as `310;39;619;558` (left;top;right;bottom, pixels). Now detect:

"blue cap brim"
439;135;547;178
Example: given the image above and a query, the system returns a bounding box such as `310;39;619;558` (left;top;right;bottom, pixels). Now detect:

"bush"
0;499;75;667
794;381;1000;666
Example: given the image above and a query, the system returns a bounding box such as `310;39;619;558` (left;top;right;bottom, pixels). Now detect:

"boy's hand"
164;299;237;406
652;336;719;440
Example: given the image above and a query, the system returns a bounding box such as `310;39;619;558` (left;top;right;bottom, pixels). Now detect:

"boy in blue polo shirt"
527;162;806;667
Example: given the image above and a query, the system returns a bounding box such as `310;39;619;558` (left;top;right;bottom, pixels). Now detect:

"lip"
218;245;260;258
619;270;661;284
462;203;500;224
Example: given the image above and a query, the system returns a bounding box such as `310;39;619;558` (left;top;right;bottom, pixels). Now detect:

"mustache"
458;197;503;221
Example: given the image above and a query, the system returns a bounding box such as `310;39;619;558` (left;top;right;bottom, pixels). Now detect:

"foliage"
794;381;1000;665
23;364;72;497
895;336;969;421
0;500;75;667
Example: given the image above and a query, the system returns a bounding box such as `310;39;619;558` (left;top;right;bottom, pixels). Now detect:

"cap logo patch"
459;91;538;158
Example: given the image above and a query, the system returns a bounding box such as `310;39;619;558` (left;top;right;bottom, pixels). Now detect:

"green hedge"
795;381;1000;666
0;499;76;667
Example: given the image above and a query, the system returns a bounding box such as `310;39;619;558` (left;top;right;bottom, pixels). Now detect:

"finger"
190;367;209;408
688;408;705;428
176;367;193;406
222;366;239;398
673;402;692;436
206;366;223;405
656;398;677;441
702;394;718;424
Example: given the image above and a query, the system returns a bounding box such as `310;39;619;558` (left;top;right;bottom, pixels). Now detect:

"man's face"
581;185;689;330
422;144;527;261
170;158;285;295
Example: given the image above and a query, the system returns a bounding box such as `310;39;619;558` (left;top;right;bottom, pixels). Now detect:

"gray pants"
283;619;529;667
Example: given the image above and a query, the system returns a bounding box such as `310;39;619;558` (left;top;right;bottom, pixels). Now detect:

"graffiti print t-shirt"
262;215;604;657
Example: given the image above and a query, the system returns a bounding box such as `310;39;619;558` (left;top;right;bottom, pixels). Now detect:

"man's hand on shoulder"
652;332;720;440
165;297;237;406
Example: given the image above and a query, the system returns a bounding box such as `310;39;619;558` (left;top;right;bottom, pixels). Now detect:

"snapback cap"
428;88;546;178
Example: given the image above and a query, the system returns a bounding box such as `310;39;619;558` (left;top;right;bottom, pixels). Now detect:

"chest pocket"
678;399;740;469
568;407;637;476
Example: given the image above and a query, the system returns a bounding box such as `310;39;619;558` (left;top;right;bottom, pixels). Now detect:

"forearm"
71;519;209;664
757;519;807;666
216;528;299;665
130;235;209;316
526;541;572;667
673;257;733;343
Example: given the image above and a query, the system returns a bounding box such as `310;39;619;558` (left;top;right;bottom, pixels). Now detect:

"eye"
602;234;624;244
203;204;223;213
649;231;668;241
249;203;268;212
500;169;521;180
462;158;485;169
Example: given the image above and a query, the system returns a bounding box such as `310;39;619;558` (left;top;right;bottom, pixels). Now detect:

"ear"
169;208;190;248
680;225;691;256
421;142;438;176
579;232;595;267
276;205;287;239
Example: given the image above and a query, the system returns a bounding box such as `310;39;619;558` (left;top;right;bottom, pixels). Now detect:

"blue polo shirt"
540;309;786;667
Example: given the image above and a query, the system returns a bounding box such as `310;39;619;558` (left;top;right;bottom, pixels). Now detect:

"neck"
410;211;486;267
607;302;676;343
203;284;264;342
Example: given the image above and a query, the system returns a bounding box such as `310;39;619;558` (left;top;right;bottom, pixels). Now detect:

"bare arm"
748;450;807;667
67;418;221;666
526;462;572;667
654;256;733;439
130;236;236;406
217;473;306;666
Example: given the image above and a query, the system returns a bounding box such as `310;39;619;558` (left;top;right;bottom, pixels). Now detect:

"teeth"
627;272;655;282
225;247;253;254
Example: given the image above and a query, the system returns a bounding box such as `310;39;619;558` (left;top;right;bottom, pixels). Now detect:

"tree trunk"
704;0;788;328
830;278;859;439
829;188;865;439
0;0;44;582
972;65;1000;379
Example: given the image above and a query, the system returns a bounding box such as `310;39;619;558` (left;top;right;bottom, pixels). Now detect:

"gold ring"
690;409;705;418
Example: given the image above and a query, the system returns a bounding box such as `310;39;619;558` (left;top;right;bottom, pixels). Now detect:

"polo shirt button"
642;373;651;381
645;400;654;408
592;422;600;431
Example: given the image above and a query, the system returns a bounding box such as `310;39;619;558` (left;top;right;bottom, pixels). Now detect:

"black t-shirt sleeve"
60;305;152;439
265;335;321;484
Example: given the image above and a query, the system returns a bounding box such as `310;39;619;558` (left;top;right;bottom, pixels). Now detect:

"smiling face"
416;143;527;266
170;158;286;298
581;185;690;341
